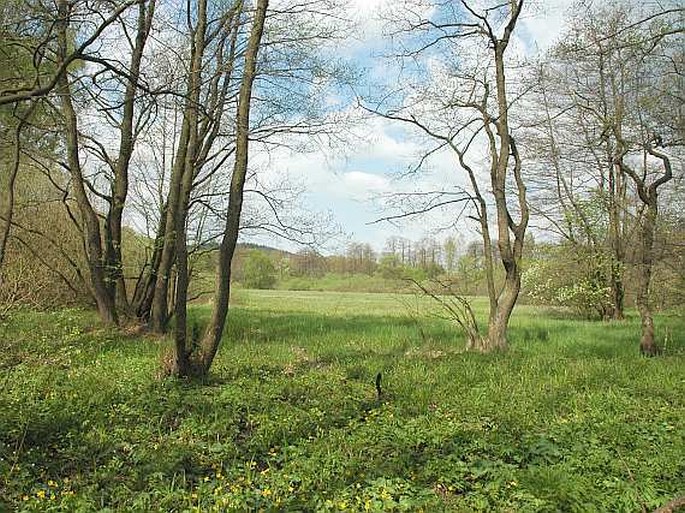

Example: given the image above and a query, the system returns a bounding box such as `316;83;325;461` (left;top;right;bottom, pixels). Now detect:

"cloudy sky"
247;0;576;254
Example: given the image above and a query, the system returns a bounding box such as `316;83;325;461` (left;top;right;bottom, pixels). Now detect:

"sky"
245;0;577;255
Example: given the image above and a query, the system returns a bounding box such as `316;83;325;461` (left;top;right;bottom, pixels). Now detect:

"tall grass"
0;291;683;511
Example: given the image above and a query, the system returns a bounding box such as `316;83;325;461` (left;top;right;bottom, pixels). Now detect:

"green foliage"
523;245;616;319
0;293;683;511
242;250;277;289
377;254;404;279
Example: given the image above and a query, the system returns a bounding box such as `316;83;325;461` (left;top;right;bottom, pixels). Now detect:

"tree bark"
195;0;269;376
618;145;672;356
104;0;155;316
56;0;116;324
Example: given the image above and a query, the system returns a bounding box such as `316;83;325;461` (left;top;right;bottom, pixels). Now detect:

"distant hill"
236;243;295;259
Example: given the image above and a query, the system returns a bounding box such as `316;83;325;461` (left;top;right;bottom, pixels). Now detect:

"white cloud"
342;171;390;197
519;0;574;54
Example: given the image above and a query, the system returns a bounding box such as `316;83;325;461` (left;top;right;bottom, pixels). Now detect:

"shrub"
523;245;614;319
242;250;277;289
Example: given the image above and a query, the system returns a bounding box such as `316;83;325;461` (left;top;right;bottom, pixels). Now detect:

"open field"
1;290;684;511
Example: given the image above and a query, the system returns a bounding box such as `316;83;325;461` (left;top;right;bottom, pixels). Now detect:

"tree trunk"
171;97;202;373
608;162;626;320
485;269;521;350
149;0;241;334
131;206;167;321
480;27;528;351
195;0;269;376
150;117;190;332
609;262;625;321
0;107;31;275
618;146;672;356
104;0;155;317
56;0;116;324
637;202;658;355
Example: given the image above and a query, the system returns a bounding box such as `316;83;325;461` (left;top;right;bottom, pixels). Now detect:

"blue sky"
246;0;576;254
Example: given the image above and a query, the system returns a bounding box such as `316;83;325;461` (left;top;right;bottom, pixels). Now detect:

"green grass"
1;291;683;512
275;273;409;294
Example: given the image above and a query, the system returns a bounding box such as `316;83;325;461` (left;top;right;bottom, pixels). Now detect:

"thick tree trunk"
195;0;269;376
485;270;520;350
56;0;116;324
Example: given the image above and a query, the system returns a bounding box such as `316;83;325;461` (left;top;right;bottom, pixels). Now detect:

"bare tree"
187;0;270;376
368;0;527;351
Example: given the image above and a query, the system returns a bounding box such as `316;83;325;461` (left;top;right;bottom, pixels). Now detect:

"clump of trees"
0;0;351;376
522;0;683;354
242;250;277;289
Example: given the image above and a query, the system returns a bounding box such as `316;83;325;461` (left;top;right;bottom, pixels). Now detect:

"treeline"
233;227;685;319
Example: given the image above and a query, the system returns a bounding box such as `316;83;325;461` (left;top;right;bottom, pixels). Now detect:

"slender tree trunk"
618;146;672;355
104;0;155;317
131;205;167;320
0;107;31;275
195;0;269;375
479;30;528;351
150;118;190;332
149;0;240;335
171;85;203;374
607;162;626;320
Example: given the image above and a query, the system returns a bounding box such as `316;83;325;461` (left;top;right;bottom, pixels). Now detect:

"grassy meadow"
0;290;683;512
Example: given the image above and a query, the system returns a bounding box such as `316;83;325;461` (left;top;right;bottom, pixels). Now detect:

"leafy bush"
523;245;615;319
242;250;277;289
